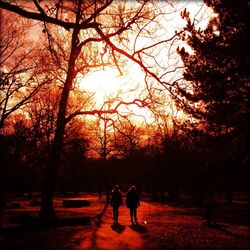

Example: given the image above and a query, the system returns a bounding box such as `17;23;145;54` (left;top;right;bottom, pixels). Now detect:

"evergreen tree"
176;0;250;164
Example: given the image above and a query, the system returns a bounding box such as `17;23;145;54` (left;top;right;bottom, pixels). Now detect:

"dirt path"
72;197;250;250
78;201;149;250
1;194;249;250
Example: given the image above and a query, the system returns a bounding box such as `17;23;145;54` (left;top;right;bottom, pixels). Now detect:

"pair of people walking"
111;185;140;224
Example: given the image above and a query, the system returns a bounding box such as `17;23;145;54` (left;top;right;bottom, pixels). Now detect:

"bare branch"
65;97;150;124
0;0;99;30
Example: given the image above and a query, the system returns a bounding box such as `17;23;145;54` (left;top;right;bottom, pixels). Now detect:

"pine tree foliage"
176;0;249;160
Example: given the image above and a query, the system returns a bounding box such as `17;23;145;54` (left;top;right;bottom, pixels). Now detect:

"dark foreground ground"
0;193;249;250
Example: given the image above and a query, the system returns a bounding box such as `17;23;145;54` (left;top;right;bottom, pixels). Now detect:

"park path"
1;194;250;250
77;200;149;250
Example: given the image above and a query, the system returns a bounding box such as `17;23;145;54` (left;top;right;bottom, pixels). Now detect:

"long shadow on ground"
111;223;126;234
207;223;245;239
129;223;147;234
0;215;91;234
90;202;109;249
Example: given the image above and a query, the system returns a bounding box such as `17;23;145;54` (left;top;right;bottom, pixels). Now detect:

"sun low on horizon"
78;67;139;107
77;64;158;122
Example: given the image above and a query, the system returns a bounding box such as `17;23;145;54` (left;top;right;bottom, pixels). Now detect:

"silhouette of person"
111;185;123;224
126;186;140;224
98;185;102;200
203;193;213;226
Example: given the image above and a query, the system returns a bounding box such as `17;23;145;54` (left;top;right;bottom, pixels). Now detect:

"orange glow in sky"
78;1;213;124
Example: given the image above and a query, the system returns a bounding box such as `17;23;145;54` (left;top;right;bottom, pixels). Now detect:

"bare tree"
0;11;50;128
114;122;143;158
0;0;184;215
89;117;115;160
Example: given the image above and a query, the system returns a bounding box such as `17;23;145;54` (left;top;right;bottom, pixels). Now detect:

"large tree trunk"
40;96;68;216
40;27;80;216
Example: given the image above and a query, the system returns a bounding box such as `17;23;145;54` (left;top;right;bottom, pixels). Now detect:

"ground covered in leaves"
0;193;249;250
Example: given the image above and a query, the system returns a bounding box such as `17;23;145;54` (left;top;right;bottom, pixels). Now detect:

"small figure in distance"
203;192;214;227
98;185;102;200
111;185;123;224
126;186;140;225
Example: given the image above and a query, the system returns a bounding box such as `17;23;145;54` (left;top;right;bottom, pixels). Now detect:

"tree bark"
40;26;80;216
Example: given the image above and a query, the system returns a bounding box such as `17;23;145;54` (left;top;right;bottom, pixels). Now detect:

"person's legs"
115;207;119;222
133;208;137;224
134;209;137;224
113;207;116;223
205;208;212;226
130;208;134;224
130;208;137;224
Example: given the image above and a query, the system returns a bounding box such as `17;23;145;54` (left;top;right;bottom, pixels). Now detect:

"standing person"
0;193;4;228
203;193;213;226
111;185;123;224
98;185;102;200
126;186;140;225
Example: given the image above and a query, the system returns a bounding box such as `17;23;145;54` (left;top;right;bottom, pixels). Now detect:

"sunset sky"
0;0;214;158
76;1;213;123
0;3;248;240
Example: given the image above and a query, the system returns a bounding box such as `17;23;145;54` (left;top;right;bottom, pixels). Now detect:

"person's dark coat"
111;188;123;208
126;186;140;209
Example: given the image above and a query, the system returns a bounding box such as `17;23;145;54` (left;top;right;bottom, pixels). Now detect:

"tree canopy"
176;0;249;162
